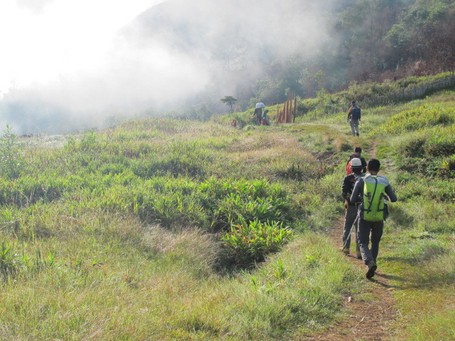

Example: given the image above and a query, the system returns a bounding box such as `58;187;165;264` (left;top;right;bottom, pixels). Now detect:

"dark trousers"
350;119;360;135
358;219;383;265
342;205;359;251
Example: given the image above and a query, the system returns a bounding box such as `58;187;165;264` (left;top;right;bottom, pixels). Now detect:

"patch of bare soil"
300;218;397;341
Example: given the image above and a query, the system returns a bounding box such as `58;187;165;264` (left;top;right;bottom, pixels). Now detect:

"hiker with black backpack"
345;146;367;175
341;158;365;258
347;100;361;136
350;159;397;279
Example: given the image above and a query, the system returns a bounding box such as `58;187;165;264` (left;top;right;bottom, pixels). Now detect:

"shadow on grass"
367;275;396;289
376;272;406;282
378;256;454;290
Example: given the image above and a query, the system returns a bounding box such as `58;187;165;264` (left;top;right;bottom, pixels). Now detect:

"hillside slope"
0;86;453;339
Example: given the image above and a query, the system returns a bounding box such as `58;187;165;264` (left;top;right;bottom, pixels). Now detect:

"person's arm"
385;184;397;202
342;176;351;201
358;108;361;121
349;178;363;205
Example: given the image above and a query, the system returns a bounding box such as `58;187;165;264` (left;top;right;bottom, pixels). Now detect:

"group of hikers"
251;99;360;133
249;99;395;279
341;146;397;279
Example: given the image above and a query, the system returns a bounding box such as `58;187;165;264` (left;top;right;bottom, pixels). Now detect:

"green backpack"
362;175;388;222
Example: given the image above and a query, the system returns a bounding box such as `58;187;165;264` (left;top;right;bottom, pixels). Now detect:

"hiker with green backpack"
350;159;397;279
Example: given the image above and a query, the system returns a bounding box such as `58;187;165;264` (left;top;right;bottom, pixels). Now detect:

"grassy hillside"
0;86;453;339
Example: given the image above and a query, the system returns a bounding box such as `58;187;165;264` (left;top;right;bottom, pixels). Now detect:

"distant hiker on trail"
341;157;365;259
254;102;265;125
347;100;361;136
345;146;367;174
350;159;397;279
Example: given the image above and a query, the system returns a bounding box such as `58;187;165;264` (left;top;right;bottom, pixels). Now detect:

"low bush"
395;126;455;178
379;104;454;135
221;220;293;268
0;126;25;180
0;242;19;280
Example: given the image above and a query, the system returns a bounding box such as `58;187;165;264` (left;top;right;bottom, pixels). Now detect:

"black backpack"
351;107;361;120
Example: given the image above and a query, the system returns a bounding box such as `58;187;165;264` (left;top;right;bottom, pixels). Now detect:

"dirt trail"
301;142;397;340
299;218;397;341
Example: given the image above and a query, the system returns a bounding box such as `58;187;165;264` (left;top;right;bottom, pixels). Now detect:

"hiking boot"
366;261;377;279
341;248;350;255
356;251;362;259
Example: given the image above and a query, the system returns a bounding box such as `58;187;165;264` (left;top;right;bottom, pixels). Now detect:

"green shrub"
424;127;455;157
0;242;19;279
379;104;455;135
0;126;25;180
395;126;455;178
137;189;209;229
200;178;296;231
0;175;67;207
221;220;293;268
440;155;455;178
213;194;291;231
398;136;426;158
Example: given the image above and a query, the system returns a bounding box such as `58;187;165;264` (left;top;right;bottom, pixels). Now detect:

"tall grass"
0;85;454;339
0;116;370;339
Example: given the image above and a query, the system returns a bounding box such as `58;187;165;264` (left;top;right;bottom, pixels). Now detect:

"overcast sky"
0;0;165;96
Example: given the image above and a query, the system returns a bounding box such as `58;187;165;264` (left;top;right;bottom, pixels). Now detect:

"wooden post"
293;96;297;122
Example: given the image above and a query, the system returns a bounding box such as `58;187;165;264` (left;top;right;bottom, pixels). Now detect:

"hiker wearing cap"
347;101;361;136
341;157;365;258
350;159;397;279
346;147;367;174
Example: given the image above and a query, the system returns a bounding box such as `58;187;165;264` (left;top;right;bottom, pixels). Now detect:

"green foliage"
132;141;210;178
0;82;453;339
210;180;296;231
0;242;18;279
385;0;455;69
395;126;455;178
0;126;25;180
299;73;455;121
0;174;66;207
221;220;293;268
377;104;455;135
134;177;298;240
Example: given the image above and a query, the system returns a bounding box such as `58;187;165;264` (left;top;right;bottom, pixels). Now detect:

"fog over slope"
130;0;338;100
1;0;341;134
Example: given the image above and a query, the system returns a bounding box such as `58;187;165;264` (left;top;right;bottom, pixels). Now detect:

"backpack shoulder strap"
363;175;378;213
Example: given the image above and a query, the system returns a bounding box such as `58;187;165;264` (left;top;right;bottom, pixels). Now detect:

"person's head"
350;158;363;175
351;100;356;106
354;147;362;155
367;159;381;174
